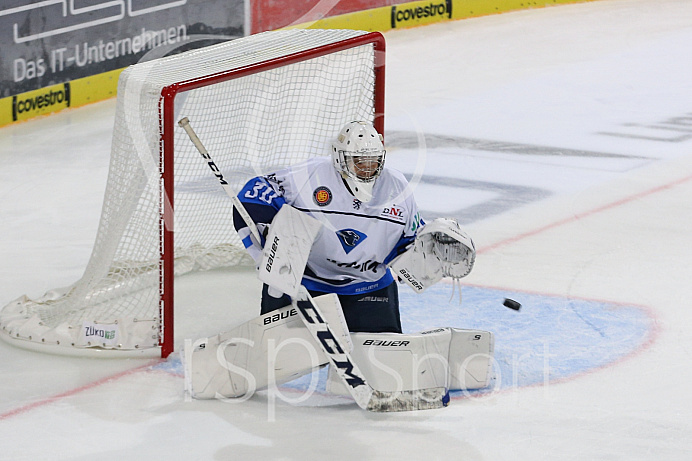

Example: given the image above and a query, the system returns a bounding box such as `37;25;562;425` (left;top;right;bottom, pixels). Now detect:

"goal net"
0;29;385;357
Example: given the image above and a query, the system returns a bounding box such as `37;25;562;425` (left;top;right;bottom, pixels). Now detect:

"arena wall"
0;0;594;127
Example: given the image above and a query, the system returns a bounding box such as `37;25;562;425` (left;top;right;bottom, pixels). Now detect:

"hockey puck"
503;298;522;311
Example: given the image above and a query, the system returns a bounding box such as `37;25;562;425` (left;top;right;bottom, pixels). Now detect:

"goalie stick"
178;117;448;412
178;117;263;245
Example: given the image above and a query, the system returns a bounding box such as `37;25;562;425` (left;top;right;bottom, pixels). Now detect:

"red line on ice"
477;173;692;254
0;360;160;421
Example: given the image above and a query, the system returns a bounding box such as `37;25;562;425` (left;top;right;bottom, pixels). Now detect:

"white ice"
2;0;692;459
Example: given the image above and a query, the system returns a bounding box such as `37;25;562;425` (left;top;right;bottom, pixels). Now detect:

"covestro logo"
391;0;452;28
11;83;71;122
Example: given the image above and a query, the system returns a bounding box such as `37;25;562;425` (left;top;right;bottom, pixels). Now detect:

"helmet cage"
331;121;386;203
337;148;386;183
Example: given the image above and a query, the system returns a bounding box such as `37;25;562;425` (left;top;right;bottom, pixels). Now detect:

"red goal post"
159;31;386;357
0;29;386;358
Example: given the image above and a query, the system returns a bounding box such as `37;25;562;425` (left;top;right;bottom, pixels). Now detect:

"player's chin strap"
389;217;475;299
179;117;448;412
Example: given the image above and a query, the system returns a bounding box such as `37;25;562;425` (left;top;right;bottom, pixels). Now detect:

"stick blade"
367;387;449;412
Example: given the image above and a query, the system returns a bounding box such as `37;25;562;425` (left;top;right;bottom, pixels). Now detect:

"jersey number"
245;181;278;204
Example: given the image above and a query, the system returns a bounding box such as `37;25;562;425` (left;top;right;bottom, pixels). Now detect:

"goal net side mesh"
0;29;380;356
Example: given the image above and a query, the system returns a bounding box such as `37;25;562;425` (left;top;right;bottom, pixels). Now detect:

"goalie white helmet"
332;121;386;203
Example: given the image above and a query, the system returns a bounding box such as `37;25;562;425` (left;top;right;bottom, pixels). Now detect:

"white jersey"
234;157;423;295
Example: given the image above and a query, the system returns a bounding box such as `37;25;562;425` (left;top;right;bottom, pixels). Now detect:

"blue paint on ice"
280;284;655;399
402;284;654;397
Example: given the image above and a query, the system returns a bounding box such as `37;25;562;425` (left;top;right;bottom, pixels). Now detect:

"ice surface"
2;0;692;459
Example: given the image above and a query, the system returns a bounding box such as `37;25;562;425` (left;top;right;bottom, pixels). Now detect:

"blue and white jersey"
233;157;423;295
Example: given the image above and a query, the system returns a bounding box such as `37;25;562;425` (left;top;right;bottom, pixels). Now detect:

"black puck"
503;298;521;311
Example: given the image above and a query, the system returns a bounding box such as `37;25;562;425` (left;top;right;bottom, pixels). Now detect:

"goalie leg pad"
326;327;494;396
327;329;452;396
448;328;494;390
186;293;350;399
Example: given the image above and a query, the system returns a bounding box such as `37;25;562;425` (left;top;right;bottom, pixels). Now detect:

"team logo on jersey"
313;186;332;206
336;228;367;254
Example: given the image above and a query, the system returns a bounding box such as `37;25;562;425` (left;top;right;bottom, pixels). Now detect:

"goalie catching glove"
389;217;475;293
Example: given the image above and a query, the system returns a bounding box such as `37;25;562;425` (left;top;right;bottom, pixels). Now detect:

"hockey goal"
0;29;385;358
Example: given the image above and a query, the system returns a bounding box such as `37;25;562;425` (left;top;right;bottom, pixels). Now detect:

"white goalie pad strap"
185;293;350;399
258;205;322;299
389;218;475;293
326;327;494;396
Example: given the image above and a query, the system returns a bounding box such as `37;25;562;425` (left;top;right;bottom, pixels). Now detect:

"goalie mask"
332;121;386;203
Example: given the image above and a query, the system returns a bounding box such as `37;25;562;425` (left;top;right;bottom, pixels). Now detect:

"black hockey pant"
259;280;402;333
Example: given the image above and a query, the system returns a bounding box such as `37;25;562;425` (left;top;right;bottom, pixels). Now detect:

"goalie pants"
260;281;402;334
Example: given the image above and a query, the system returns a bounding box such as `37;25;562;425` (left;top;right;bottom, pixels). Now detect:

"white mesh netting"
0;29;379;356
